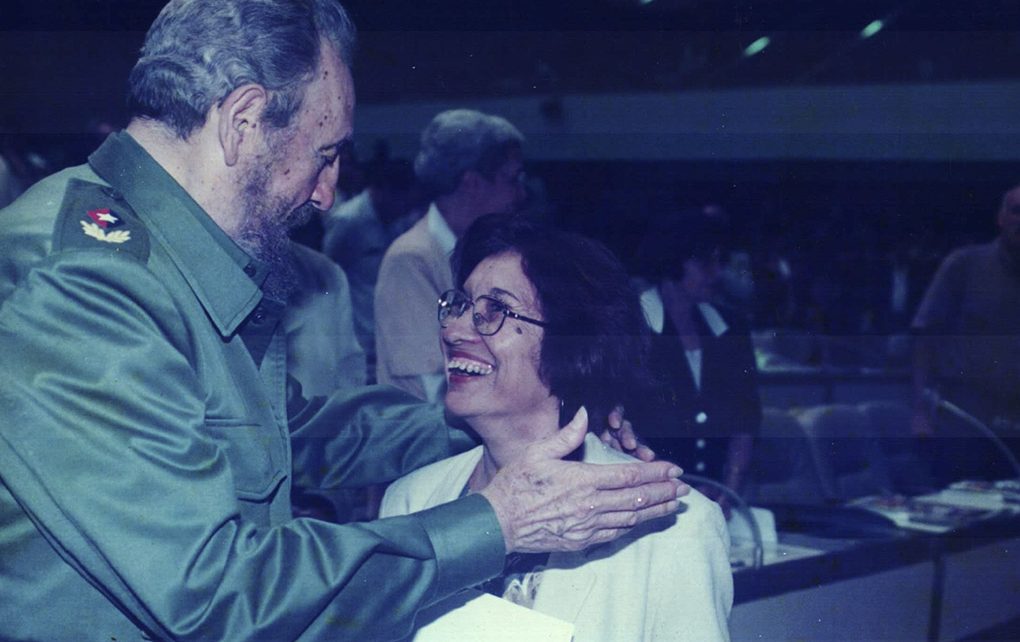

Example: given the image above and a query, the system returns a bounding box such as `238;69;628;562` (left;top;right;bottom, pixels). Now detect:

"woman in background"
380;213;732;642
632;210;762;513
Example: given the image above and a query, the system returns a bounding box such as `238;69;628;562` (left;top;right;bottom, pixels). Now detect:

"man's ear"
217;84;269;167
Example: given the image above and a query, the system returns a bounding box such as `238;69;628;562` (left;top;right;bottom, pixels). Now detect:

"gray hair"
127;0;356;139
414;109;524;198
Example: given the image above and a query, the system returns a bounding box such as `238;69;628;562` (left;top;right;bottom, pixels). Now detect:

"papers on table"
848;480;1020;534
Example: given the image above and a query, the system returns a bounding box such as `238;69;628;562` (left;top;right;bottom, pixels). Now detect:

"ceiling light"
743;36;770;57
860;19;884;39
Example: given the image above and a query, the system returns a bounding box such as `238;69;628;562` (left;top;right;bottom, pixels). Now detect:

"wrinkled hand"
598;405;656;462
480;407;687;554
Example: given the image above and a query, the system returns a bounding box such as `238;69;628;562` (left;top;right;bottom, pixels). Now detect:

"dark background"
3;0;1020;345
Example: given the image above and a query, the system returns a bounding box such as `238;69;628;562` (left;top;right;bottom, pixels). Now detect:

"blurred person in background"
374;108;527;401
631;210;763;513
911;183;1020;482
323;156;420;382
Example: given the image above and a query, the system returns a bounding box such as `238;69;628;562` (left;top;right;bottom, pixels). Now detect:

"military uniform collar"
88;132;266;337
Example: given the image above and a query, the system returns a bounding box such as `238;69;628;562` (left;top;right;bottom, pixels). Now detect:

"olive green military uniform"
0;133;503;641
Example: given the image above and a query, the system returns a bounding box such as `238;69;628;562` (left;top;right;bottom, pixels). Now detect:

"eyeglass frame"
437;288;548;336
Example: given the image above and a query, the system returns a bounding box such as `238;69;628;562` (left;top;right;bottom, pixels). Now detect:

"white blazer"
381;434;733;642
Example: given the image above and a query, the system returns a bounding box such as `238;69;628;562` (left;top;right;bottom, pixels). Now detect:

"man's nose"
309;162;340;211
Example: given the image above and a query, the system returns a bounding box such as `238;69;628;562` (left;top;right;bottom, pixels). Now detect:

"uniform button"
696;439;706;449
695;461;706;472
695;411;708;424
243;264;257;277
252;307;265;324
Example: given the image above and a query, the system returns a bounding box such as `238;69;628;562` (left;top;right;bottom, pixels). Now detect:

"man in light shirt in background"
374;109;526;401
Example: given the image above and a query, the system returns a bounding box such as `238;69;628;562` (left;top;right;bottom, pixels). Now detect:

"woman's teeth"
447;358;494;376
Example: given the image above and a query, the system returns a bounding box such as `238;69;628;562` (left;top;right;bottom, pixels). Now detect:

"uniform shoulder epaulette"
52;178;150;261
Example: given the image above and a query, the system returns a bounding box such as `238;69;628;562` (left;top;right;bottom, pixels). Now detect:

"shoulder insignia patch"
81;208;132;244
54;180;149;260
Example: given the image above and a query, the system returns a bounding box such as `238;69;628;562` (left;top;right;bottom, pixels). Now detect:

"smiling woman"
447;212;653;431
379;212;734;642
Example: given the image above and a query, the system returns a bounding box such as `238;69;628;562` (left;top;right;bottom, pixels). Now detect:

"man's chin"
286;203;319;230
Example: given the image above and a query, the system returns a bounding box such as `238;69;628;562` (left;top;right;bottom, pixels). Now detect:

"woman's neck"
466;400;561;491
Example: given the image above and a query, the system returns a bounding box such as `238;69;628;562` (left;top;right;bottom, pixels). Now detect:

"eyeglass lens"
438;290;507;335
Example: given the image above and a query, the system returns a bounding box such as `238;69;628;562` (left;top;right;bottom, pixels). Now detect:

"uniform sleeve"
374;245;447;384
288;381;478;490
0;251;502;641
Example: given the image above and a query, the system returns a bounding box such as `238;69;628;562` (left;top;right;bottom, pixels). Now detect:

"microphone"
922;388;1020;480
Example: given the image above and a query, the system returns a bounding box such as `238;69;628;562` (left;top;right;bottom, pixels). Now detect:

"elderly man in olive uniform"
0;1;682;640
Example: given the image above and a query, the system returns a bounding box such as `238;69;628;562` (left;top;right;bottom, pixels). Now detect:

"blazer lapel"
418;447;483;508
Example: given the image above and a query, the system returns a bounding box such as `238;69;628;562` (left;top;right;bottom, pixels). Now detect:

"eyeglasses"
438;289;547;336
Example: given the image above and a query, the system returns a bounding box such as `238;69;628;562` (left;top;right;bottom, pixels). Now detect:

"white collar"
426;202;457;255
697;302;729;337
640;286;728;337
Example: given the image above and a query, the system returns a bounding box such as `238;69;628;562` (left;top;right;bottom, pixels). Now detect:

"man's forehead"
302;54;355;141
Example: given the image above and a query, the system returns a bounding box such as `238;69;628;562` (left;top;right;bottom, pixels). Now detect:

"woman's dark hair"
452;213;652;427
633;209;729;282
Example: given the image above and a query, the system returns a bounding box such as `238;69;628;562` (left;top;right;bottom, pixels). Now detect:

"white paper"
412;590;574;642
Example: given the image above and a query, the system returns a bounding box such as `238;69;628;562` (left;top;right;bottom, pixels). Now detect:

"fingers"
607;406;639;451
605;406;655;460
632;443;657;463
588;460;682;491
676;478;691;497
515;499;684;553
481;446;686;555
527;406;589;461
590;500;683;531
607;405;624;429
618;421;638;451
586;479;683;514
598;428;617;448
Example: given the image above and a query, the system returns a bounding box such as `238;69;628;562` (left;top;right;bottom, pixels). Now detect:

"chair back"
797;404;894;502
744;407;826;506
858;399;936;494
